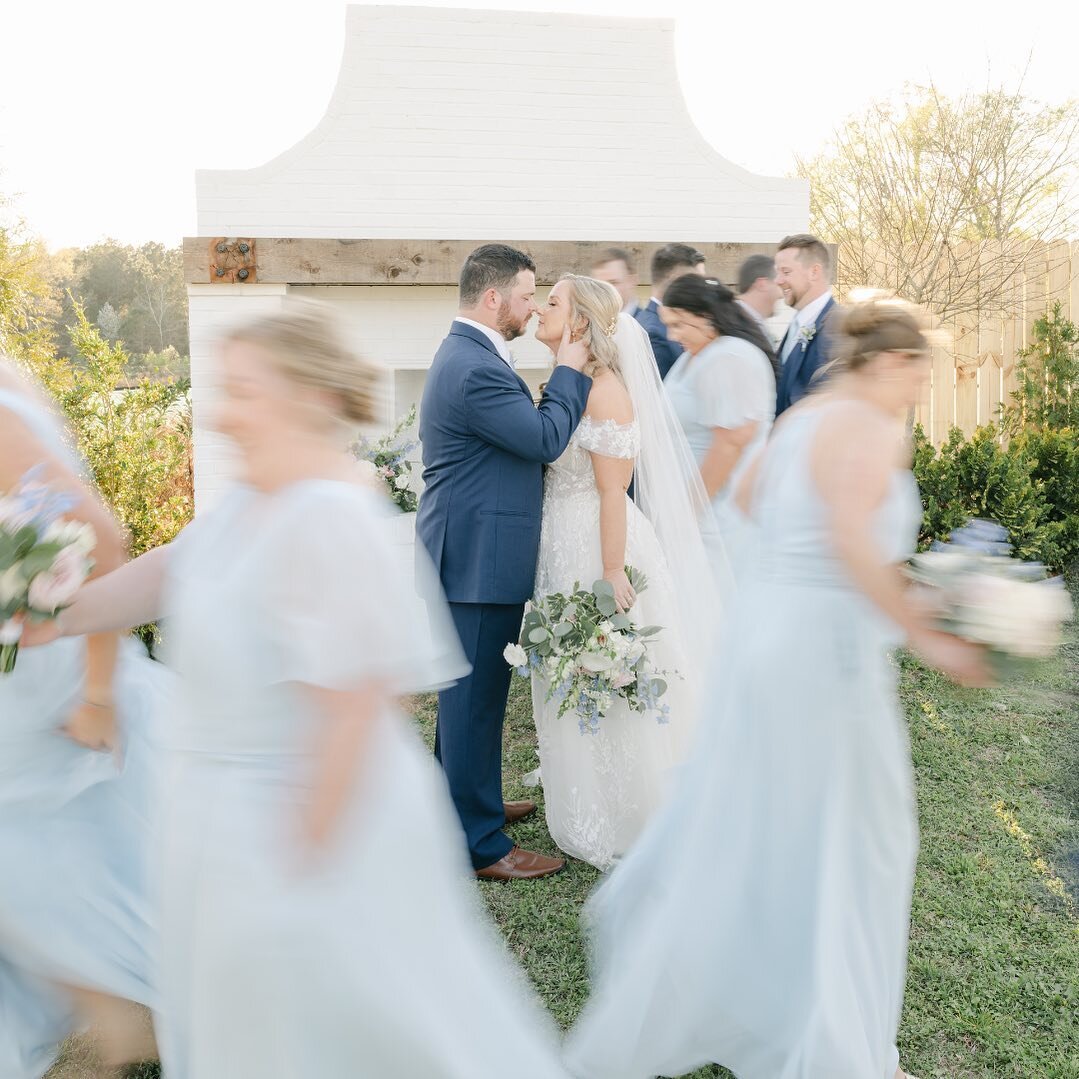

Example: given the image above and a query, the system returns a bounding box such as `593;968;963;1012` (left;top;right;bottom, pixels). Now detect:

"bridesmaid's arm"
300;679;389;852
811;407;990;686
699;421;760;501
23;546;172;645
2;405;129;748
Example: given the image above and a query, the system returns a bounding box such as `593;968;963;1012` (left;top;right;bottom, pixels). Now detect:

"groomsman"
736;254;783;344
636;243;706;378
591;247;641;317
774;234;836;415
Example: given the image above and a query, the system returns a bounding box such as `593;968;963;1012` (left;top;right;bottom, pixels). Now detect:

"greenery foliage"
1003;301;1079;434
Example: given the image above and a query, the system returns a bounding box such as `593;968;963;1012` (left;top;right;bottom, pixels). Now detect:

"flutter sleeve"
698;340;775;432
265;484;469;693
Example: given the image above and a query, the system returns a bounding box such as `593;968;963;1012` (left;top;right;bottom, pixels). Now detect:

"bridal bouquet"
0;472;96;674
906;519;1073;678
505;567;674;734
350;404;420;513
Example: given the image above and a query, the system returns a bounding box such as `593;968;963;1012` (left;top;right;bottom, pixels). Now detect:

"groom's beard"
496;301;530;342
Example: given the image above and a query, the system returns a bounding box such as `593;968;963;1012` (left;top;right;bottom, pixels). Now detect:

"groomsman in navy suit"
417;244;592;881
635;243;706;379
774;234;837;415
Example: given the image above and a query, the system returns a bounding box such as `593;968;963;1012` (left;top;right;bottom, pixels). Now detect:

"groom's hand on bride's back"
555;324;590;373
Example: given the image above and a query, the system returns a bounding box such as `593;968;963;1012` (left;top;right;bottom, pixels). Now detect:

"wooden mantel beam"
183;238;800;287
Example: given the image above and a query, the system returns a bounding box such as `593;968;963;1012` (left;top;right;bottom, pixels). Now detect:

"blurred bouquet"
907;519;1073;677
350;405;420;514
0;471;96;674
505;567;674;734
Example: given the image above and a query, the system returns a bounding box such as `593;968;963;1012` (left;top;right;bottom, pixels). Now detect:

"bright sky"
1;0;1075;250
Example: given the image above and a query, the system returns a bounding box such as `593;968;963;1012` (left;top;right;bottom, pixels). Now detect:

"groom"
417;244;592;880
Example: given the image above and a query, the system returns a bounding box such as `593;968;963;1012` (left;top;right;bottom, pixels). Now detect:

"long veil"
615;313;730;678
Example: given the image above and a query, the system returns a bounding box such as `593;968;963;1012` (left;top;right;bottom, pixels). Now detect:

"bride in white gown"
529;276;722;870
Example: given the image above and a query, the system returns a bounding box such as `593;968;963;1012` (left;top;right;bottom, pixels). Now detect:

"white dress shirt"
454;316;515;369
780;290;834;363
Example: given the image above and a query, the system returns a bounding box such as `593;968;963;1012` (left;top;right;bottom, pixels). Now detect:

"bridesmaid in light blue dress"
661;275;777;576
566;297;990;1079
38;303;572;1079
0;366;164;1076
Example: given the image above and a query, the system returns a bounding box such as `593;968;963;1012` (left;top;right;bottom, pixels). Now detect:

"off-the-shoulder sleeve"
264;485;468;693
575;416;641;460
698;341;775;431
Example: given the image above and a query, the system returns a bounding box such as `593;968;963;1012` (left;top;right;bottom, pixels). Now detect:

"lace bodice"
544;415;640;502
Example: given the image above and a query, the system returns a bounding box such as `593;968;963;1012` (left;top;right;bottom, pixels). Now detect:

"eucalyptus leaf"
528;627;550;644
592;579;615;599
553;622;573;637
610;613;632;631
597;596;618;618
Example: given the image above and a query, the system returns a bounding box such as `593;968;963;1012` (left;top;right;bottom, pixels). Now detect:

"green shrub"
1011;426;1079;570
912;425;1065;567
1001;301;1079;434
22;304;194;652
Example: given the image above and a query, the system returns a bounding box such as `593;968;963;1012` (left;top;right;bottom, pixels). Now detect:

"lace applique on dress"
575;416;640;460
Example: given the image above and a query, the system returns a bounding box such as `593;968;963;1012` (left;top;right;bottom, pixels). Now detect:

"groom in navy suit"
774;234;837;415
417;245;592;881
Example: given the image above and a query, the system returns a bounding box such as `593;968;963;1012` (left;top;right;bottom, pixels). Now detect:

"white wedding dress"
528;330;716;876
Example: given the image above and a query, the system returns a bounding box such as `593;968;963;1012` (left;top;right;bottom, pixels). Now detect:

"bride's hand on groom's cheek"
604;569;637;613
556;323;590;373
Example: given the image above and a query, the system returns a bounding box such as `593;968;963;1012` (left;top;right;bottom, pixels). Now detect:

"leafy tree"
799;82;1079;317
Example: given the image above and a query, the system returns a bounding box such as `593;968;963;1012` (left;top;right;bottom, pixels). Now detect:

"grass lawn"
52;588;1079;1079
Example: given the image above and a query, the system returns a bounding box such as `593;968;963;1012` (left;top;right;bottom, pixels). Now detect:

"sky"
1;0;1076;250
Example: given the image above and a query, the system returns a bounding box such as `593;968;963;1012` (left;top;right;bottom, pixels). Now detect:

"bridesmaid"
0;360;162;1075
566;296;990;1079
29;302;572;1079
661;274;777;572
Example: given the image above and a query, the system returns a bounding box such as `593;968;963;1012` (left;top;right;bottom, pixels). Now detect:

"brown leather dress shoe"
475;846;565;880
503;800;537;825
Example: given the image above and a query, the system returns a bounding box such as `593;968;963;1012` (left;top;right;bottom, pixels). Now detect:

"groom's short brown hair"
459;244;537;307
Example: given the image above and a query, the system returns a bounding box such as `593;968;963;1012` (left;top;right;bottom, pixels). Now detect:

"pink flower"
611;671;635;689
27;546;89;613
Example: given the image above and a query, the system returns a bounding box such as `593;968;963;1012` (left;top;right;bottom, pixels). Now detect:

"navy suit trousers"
435;601;524;870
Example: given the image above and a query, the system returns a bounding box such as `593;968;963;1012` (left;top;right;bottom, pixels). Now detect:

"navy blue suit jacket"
634;300;683;380
776;296;837;416
416;322;592;605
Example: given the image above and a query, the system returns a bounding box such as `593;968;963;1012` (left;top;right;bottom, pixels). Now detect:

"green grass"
50;598;1079;1079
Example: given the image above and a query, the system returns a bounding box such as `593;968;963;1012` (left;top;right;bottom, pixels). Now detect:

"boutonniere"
798;324;817;351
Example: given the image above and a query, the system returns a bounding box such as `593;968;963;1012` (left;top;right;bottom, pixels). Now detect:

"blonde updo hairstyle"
559;274;624;382
832;293;932;374
222;299;383;427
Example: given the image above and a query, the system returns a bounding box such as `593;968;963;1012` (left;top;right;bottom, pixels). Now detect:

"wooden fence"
911;240;1079;444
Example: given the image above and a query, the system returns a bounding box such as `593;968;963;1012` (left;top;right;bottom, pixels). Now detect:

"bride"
529;275;721;870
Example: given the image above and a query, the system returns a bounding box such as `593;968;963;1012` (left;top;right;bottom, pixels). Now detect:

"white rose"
0;618;22;646
0;566;26;607
579;652;614;673
26;546;88;613
43;519;97;556
503;642;528;667
394;473;411;491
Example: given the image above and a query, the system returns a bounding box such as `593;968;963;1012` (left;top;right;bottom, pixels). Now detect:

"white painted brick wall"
196;6;807;242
